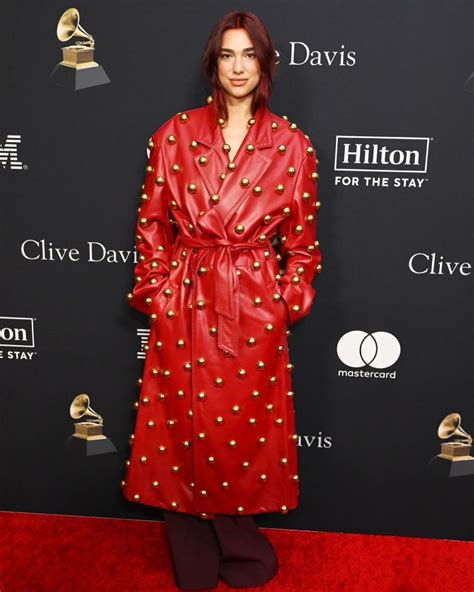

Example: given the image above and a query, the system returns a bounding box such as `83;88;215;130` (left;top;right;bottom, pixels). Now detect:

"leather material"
123;102;322;518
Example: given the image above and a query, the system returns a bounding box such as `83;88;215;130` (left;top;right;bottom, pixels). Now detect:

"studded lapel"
193;104;274;237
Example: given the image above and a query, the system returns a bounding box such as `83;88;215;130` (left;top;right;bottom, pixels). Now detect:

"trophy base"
64;433;117;456
50;62;111;90
427;455;474;477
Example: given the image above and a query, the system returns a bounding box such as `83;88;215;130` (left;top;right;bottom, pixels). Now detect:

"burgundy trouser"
163;510;279;590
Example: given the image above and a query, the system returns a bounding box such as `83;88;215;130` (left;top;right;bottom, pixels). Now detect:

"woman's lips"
230;79;248;86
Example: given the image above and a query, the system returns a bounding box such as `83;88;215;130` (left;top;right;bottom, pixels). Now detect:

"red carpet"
1;511;472;591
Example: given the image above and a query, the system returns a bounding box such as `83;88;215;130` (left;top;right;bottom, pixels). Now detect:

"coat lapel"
193;103;274;238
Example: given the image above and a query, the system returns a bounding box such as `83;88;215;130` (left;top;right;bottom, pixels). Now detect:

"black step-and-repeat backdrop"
1;1;472;542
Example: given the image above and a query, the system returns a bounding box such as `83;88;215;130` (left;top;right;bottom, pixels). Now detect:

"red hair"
202;11;277;120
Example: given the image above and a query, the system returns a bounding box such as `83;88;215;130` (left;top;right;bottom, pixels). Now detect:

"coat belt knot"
176;235;270;357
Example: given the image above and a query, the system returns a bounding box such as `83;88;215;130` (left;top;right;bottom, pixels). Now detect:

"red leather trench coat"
122;100;322;519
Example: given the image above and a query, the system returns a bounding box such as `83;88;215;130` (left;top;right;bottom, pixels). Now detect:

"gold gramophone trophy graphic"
429;412;474;477
50;8;110;90
64;393;116;455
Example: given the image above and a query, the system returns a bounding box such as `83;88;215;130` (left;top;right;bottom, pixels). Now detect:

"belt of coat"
176;235;271;358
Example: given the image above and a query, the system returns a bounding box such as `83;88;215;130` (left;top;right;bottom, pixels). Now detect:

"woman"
123;10;322;590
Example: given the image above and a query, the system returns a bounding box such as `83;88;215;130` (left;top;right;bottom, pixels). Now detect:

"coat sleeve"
277;146;322;326
128;133;177;316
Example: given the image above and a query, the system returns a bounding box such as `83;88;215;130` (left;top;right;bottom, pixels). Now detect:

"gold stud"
275;418;284;426
215;416;224;425
187;183;197;194
221;481;230;489
207;95;213;103
289;122;298;131
171;465;180;473
167;135;176;144
190;140;199;150
258;437;266;445
245;144;255;153
234;223;245;235
237;368;247;378
275;184;284;194
133;494;141;501
247;117;256;126
182;440;191;449
145;165;154;175
179;113;189;123
146;420;155;429
277;144;286;154
242;461;250;469
141;397;150;406
312;171;319;181
287;166;296;176
176;390;185;399
171;501;179;509
210;194;220;204
306;146;314;155
197;432;206;440
280;505;289;514
151;481;160;488
158;445;166;453
148;138;155;150
264;323;274;333
316;201;321;209
200;489;208;497
253;297;263;307
257;360;266;370
155;176;165;186
218;117;226;127
249;417;257;426
252;261;261;270
139;456;148;464
253;186;263;195
247;337;257;347
294;225;303;235
227;162;236;171
272;121;279;130
251;390;260;399
228;439;237;448
263;215;272;224
197;357;206;367
167;419;176;428
222;143;231;153
198;156;208;166
240;177;250;187
260;474;267;481
231;405;240;414
207;456;215;464
236;506;245;513
197;392;206;401
280;457;288;466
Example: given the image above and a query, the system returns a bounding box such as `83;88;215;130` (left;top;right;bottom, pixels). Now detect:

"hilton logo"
0;134;26;170
0;316;37;360
334;136;431;189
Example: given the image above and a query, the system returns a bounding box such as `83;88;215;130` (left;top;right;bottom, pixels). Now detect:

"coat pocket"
150;275;180;317
264;275;290;326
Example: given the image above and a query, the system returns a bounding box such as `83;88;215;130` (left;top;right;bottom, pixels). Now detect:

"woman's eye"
246;53;256;59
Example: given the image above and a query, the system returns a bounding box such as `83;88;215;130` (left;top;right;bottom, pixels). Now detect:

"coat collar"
195;102;274;151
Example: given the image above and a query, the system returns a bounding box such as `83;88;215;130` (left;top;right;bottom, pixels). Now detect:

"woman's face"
217;28;261;102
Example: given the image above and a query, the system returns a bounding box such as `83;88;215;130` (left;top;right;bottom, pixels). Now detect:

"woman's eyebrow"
220;47;255;53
